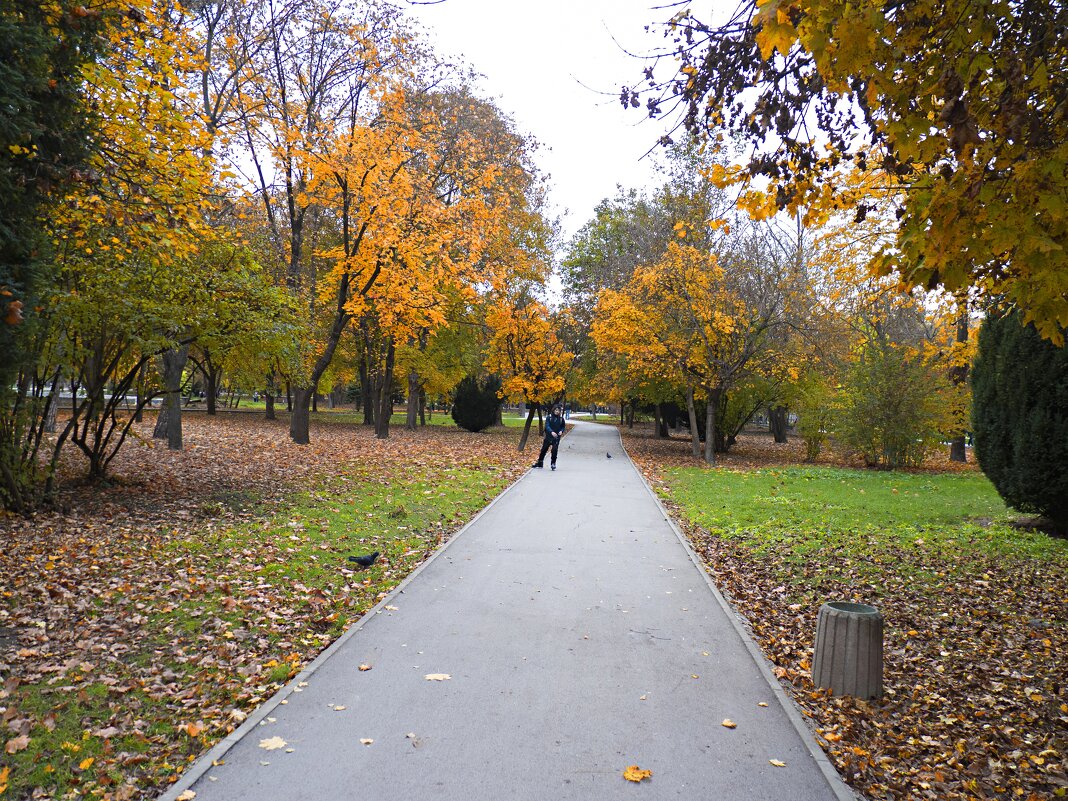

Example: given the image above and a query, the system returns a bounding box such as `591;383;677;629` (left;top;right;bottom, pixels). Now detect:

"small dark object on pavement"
606;452;612;459
348;551;380;567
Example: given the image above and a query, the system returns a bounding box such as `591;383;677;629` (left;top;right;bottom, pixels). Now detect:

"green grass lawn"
663;465;1060;564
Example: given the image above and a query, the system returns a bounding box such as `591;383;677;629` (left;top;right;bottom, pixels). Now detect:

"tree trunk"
374;340;395;440
265;373;276;420
704;390;719;465
205;366;218;415
627;400;635;428
949;309;969;462
290;386;313;445
685;385;701;459
359;359;374;426
769;405;789;443
312;391;318;412
419;389;426;426
286;382;292;412
537;405;544;436
406;369;419;430
134;363;147;423
518;405;537;451
153;345;189;450
44;394;58;434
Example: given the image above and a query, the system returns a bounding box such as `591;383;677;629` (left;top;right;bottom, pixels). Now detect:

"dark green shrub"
451;375;502;432
972;310;1068;532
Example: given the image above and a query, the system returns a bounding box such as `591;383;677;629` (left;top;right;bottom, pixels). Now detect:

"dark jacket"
544;412;565;440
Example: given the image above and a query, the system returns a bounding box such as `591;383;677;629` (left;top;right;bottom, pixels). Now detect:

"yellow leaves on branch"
740;1;1068;340
486;298;572;405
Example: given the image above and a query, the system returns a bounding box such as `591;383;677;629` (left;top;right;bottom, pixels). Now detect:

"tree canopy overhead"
627;0;1068;342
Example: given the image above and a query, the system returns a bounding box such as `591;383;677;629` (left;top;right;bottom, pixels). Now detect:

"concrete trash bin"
811;601;883;700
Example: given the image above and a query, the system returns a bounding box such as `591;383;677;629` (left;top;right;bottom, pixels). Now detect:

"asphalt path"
162;420;854;801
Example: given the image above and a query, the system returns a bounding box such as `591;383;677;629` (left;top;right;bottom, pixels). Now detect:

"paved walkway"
163;421;854;801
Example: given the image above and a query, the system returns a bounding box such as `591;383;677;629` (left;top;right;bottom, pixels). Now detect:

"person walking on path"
533;403;566;470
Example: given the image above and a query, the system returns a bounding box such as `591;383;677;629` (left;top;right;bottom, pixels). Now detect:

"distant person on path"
533;404;566;470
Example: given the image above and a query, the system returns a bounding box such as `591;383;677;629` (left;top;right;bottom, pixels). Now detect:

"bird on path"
606;452;613;459
348;551;379;568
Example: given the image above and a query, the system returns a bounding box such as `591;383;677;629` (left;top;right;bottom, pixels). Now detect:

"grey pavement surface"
164;421;854;801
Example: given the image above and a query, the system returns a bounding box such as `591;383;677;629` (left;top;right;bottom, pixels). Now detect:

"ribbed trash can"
811;601;883;700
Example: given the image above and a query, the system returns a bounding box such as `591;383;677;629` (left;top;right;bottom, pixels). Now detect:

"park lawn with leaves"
0;414;528;800
626;430;1067;801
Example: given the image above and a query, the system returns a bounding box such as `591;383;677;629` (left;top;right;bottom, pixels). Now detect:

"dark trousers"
536;434;560;465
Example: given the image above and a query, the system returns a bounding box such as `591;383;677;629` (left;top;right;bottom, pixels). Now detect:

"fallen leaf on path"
360;738;373;745
424;673;451;681
639;694;648;701
176;792;196;801
623;765;652;782
259;736;287;751
769;759;787;767
333;705;346;711
721;719;737;729
757;702;768;707
358;664;372;671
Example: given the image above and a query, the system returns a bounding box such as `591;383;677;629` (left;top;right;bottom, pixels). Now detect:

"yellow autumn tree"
593;240;801;463
486;295;572;451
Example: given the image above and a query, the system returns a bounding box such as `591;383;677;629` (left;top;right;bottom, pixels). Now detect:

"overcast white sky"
405;1;699;242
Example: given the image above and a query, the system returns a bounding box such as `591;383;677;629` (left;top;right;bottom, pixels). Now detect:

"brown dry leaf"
333;705;346;711
176;792;196;801
4;734;29;754
424;673;451;681
769;759;787;767
623;765;653;782
721;719;737;729
359;738;373;745
183;721;205;737
258;736;287;751
757;702;768;707
358;664;372;671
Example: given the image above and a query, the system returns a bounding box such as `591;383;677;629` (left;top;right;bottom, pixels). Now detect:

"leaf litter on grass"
0;413;529;800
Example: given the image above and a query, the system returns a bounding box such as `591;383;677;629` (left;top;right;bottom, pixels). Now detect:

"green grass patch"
664;465;1067;569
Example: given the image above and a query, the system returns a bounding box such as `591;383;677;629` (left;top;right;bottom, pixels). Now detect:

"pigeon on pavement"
606;452;613;459
348;551;380;568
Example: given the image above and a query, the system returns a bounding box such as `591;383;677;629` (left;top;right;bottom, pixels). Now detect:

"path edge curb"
156;462;531;801
615;427;858;801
